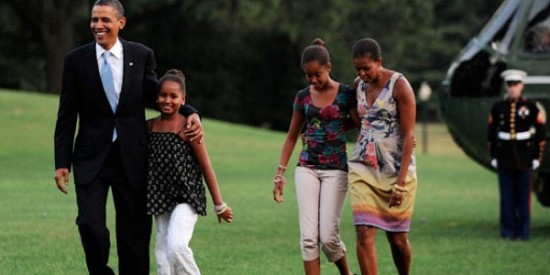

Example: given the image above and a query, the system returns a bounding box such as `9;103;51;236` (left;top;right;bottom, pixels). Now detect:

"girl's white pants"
155;203;201;275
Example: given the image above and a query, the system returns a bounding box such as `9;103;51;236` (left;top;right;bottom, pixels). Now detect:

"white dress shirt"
96;40;124;99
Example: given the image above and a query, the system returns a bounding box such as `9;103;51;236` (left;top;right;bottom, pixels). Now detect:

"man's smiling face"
90;4;126;50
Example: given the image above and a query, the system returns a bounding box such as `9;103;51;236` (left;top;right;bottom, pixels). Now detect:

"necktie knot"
102;51;110;63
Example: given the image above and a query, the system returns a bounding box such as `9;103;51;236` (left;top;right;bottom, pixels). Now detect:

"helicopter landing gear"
534;172;550;207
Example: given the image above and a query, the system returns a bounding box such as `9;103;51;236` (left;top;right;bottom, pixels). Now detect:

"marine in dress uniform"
487;69;546;240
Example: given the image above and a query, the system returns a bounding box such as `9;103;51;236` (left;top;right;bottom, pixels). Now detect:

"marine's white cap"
500;69;527;82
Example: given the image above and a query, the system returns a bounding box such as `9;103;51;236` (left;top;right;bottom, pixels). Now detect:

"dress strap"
388;72;402;92
355;77;365;103
146;118;156;133
176;119;187;135
384;72;403;100
175;122;191;142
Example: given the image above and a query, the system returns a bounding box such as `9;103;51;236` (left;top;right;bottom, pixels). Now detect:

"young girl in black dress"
147;69;233;275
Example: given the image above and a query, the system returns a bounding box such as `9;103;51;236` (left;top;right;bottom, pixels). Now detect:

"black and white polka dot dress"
146;132;206;216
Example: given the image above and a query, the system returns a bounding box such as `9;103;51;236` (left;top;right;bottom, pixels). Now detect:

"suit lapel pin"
129;62;134;66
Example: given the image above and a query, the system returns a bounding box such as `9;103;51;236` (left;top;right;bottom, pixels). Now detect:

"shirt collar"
96;39;123;60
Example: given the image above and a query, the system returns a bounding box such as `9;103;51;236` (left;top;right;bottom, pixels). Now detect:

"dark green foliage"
0;0;502;130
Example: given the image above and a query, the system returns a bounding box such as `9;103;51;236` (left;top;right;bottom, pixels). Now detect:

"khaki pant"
295;166;348;262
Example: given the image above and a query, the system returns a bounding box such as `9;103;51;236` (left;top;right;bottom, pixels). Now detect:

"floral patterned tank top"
293;83;356;171
350;72;416;180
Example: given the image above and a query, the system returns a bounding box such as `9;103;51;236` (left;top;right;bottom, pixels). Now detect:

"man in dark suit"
53;1;202;274
488;69;546;241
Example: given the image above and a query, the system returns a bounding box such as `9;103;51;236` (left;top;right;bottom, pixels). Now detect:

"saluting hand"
533;159;540;170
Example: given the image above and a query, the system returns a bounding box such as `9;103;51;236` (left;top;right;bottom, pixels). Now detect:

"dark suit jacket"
488;97;545;171
54;39;195;186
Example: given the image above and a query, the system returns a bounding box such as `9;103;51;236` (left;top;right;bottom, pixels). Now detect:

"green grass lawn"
1;89;549;274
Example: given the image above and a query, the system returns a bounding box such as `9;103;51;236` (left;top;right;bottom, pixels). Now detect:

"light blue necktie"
100;51;118;141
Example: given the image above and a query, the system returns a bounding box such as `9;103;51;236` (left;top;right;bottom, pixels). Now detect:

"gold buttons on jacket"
510;102;516;133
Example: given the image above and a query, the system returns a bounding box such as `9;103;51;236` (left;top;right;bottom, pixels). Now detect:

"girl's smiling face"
157;80;185;115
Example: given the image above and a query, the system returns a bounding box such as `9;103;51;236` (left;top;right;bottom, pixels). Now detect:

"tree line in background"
0;0;502;130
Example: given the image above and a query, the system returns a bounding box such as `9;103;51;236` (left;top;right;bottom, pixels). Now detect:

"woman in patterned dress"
146;69;233;275
348;38;417;275
273;38;357;275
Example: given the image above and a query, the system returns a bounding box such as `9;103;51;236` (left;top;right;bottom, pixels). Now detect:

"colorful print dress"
348;72;417;232
293;84;356;171
146;131;206;216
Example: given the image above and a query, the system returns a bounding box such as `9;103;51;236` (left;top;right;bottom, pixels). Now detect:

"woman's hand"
389;183;405;208
273;175;286;203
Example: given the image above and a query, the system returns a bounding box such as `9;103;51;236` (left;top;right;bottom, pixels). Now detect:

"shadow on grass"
413;212;550;243
531;222;550;240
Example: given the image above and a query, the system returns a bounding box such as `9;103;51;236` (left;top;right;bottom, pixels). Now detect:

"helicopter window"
450;51;506;97
524;2;550;54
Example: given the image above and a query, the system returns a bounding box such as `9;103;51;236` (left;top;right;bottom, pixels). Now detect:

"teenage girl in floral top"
273;38;357;275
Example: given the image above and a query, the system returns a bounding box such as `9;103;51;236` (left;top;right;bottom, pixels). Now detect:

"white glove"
491;158;497;169
533;159;540;170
